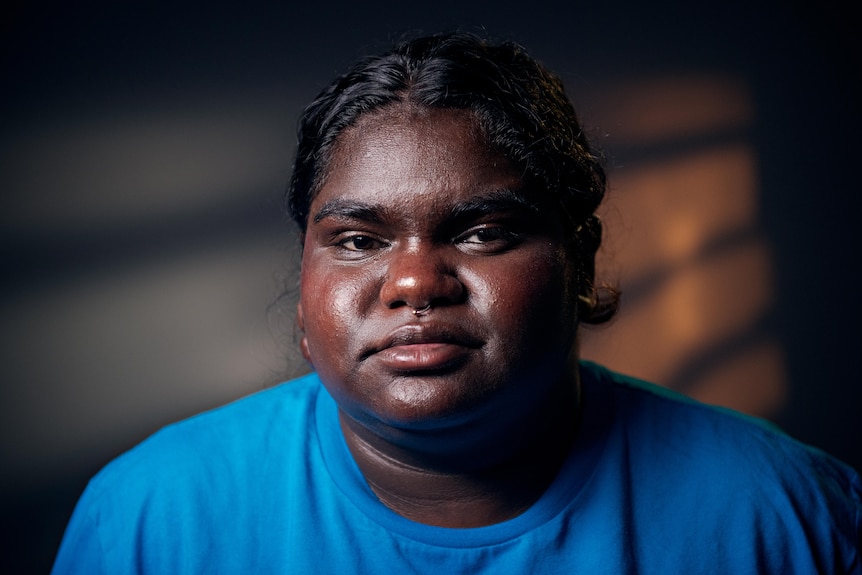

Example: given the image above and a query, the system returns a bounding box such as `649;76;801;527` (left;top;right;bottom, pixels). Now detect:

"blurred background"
2;0;859;571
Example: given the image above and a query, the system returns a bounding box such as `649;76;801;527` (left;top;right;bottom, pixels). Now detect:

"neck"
339;373;581;528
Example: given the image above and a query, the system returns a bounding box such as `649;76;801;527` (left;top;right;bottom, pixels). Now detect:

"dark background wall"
2;1;859;572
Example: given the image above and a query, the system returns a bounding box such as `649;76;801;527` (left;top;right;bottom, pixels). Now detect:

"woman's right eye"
337;234;384;251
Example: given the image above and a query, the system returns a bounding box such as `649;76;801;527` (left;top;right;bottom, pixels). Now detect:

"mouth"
363;324;484;373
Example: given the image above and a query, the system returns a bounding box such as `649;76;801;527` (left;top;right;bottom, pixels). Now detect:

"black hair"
286;31;617;323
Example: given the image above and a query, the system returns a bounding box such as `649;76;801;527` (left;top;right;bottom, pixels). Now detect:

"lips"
363;323;484;372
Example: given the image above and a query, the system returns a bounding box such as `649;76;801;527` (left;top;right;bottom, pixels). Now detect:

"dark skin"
298;104;583;528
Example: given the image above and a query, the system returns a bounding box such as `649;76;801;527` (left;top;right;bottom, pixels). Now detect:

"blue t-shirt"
52;362;861;573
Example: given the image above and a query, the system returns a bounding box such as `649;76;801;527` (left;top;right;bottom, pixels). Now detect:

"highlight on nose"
380;254;465;311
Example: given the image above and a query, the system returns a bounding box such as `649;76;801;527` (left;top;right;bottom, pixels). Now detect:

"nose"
379;246;465;311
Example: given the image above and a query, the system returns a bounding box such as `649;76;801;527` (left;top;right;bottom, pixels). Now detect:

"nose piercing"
412;305;432;317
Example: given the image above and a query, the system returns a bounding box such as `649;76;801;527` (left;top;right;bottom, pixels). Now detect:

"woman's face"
298;105;579;453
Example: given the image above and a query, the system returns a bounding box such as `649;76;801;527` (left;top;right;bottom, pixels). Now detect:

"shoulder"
584;360;859;483
85;371;323;505
52;372;327;572
581;361;862;572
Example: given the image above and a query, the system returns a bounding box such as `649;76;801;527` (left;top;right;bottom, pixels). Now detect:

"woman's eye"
458;227;521;250
338;235;383;251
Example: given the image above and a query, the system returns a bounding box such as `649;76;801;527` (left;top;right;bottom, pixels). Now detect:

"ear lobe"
296;302;313;365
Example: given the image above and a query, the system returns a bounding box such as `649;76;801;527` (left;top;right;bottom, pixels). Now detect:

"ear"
296;301;313;366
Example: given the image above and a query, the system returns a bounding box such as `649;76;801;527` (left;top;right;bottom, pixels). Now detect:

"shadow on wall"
0;95;307;573
580;74;785;418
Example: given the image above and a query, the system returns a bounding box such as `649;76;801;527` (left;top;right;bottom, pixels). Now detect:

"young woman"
52;32;860;574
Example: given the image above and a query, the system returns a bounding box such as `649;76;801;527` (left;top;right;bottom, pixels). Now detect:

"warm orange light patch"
583;242;773;384
579;74;786;418
601;145;758;277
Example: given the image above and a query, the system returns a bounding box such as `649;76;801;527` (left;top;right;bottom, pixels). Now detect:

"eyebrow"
311;188;538;226
313;200;384;224
448;188;538;220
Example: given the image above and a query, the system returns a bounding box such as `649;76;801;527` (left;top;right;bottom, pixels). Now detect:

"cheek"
473;249;573;331
299;257;378;364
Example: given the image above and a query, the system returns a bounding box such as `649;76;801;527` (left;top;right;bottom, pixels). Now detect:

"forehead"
316;105;522;214
331;104;487;164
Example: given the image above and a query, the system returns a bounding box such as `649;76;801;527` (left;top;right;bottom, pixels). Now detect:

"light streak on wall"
579;74;786;418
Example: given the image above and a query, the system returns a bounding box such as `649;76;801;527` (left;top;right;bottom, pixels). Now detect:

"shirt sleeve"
51;486;106;575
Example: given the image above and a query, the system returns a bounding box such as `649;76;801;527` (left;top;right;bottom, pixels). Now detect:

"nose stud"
412;305;432;317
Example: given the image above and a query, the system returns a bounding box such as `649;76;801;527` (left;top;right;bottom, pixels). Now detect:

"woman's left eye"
457;227;521;251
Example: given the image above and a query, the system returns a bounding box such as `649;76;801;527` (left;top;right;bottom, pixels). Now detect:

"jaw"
333;342;580;473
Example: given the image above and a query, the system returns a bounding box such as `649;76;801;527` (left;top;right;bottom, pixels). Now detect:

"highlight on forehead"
314;104;492;197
